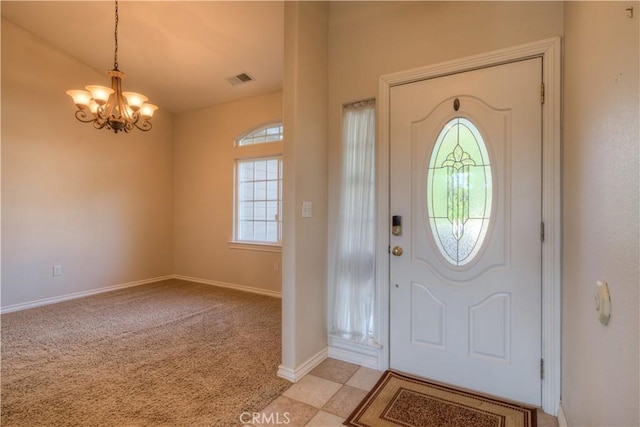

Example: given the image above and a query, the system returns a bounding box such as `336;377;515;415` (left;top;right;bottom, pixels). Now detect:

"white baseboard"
1;275;280;314
173;275;281;298
277;347;328;383
0;275;174;314
328;336;382;370
328;347;380;370
557;402;568;427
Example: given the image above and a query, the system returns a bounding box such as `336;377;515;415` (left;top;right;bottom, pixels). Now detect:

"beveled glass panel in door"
427;117;492;267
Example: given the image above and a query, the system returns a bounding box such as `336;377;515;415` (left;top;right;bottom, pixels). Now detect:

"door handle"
392;246;404;256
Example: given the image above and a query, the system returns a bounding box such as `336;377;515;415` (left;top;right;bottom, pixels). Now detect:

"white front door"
389;58;542;406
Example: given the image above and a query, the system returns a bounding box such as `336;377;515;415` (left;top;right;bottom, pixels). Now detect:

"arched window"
236;122;283;147
233;122;283;246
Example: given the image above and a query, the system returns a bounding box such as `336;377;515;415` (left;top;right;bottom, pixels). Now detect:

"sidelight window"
329;99;376;343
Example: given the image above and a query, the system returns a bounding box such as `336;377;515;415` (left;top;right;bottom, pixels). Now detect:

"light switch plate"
302;201;312;218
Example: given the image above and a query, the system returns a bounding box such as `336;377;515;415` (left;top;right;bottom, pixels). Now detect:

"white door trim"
376;37;561;414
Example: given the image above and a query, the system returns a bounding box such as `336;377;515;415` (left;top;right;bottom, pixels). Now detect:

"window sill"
228;241;282;253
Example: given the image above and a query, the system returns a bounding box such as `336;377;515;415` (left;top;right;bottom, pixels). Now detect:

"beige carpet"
1;279;290;426
345;370;537;427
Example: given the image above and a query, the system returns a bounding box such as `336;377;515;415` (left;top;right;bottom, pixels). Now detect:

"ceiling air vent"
226;73;254;86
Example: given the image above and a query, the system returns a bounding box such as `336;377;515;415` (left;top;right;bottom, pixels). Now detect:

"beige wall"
1;19;174;309
281;1;329;371
563;2;640;425
173;92;283;294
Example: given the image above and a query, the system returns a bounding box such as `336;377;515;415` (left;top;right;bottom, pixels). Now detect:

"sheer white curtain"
329;99;376;344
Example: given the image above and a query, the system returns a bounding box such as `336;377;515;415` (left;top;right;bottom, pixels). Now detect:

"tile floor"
248;358;559;427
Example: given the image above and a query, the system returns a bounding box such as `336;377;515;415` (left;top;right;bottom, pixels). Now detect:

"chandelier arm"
134;120;153;132
95;104;110;122
127;108;145;125
110;70;137;126
73;109;97;123
93;119;108;130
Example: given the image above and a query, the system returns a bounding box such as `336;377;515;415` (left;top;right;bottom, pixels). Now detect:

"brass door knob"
392;246;403;256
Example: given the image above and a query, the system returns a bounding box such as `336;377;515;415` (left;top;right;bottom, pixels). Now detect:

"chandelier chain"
113;0;119;70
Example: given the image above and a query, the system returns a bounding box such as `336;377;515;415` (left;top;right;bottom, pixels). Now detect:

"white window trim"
227;241;282;253
232;155;283;247
232;121;284;251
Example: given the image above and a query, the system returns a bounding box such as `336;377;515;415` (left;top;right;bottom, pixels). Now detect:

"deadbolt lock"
392;215;402;236
392;246;404;256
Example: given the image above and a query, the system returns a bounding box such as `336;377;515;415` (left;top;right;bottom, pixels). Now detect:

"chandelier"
66;1;157;133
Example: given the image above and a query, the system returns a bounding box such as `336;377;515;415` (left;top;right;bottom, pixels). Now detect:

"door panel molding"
410;282;446;348
413;95;511;283
468;292;511;362
376;37;561;415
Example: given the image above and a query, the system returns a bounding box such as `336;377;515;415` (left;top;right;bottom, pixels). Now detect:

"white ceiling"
1;1;284;114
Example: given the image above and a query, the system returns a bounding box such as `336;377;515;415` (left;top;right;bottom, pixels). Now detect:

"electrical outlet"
53;265;62;277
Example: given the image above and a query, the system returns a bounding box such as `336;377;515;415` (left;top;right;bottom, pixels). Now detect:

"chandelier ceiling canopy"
66;1;157;134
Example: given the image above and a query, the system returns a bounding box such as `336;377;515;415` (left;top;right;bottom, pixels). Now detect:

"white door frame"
376;37;561;414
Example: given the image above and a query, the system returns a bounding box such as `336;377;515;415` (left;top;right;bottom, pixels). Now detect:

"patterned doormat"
344;370;537;427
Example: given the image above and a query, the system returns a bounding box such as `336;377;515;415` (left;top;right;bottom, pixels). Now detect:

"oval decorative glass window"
427;117;492;266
